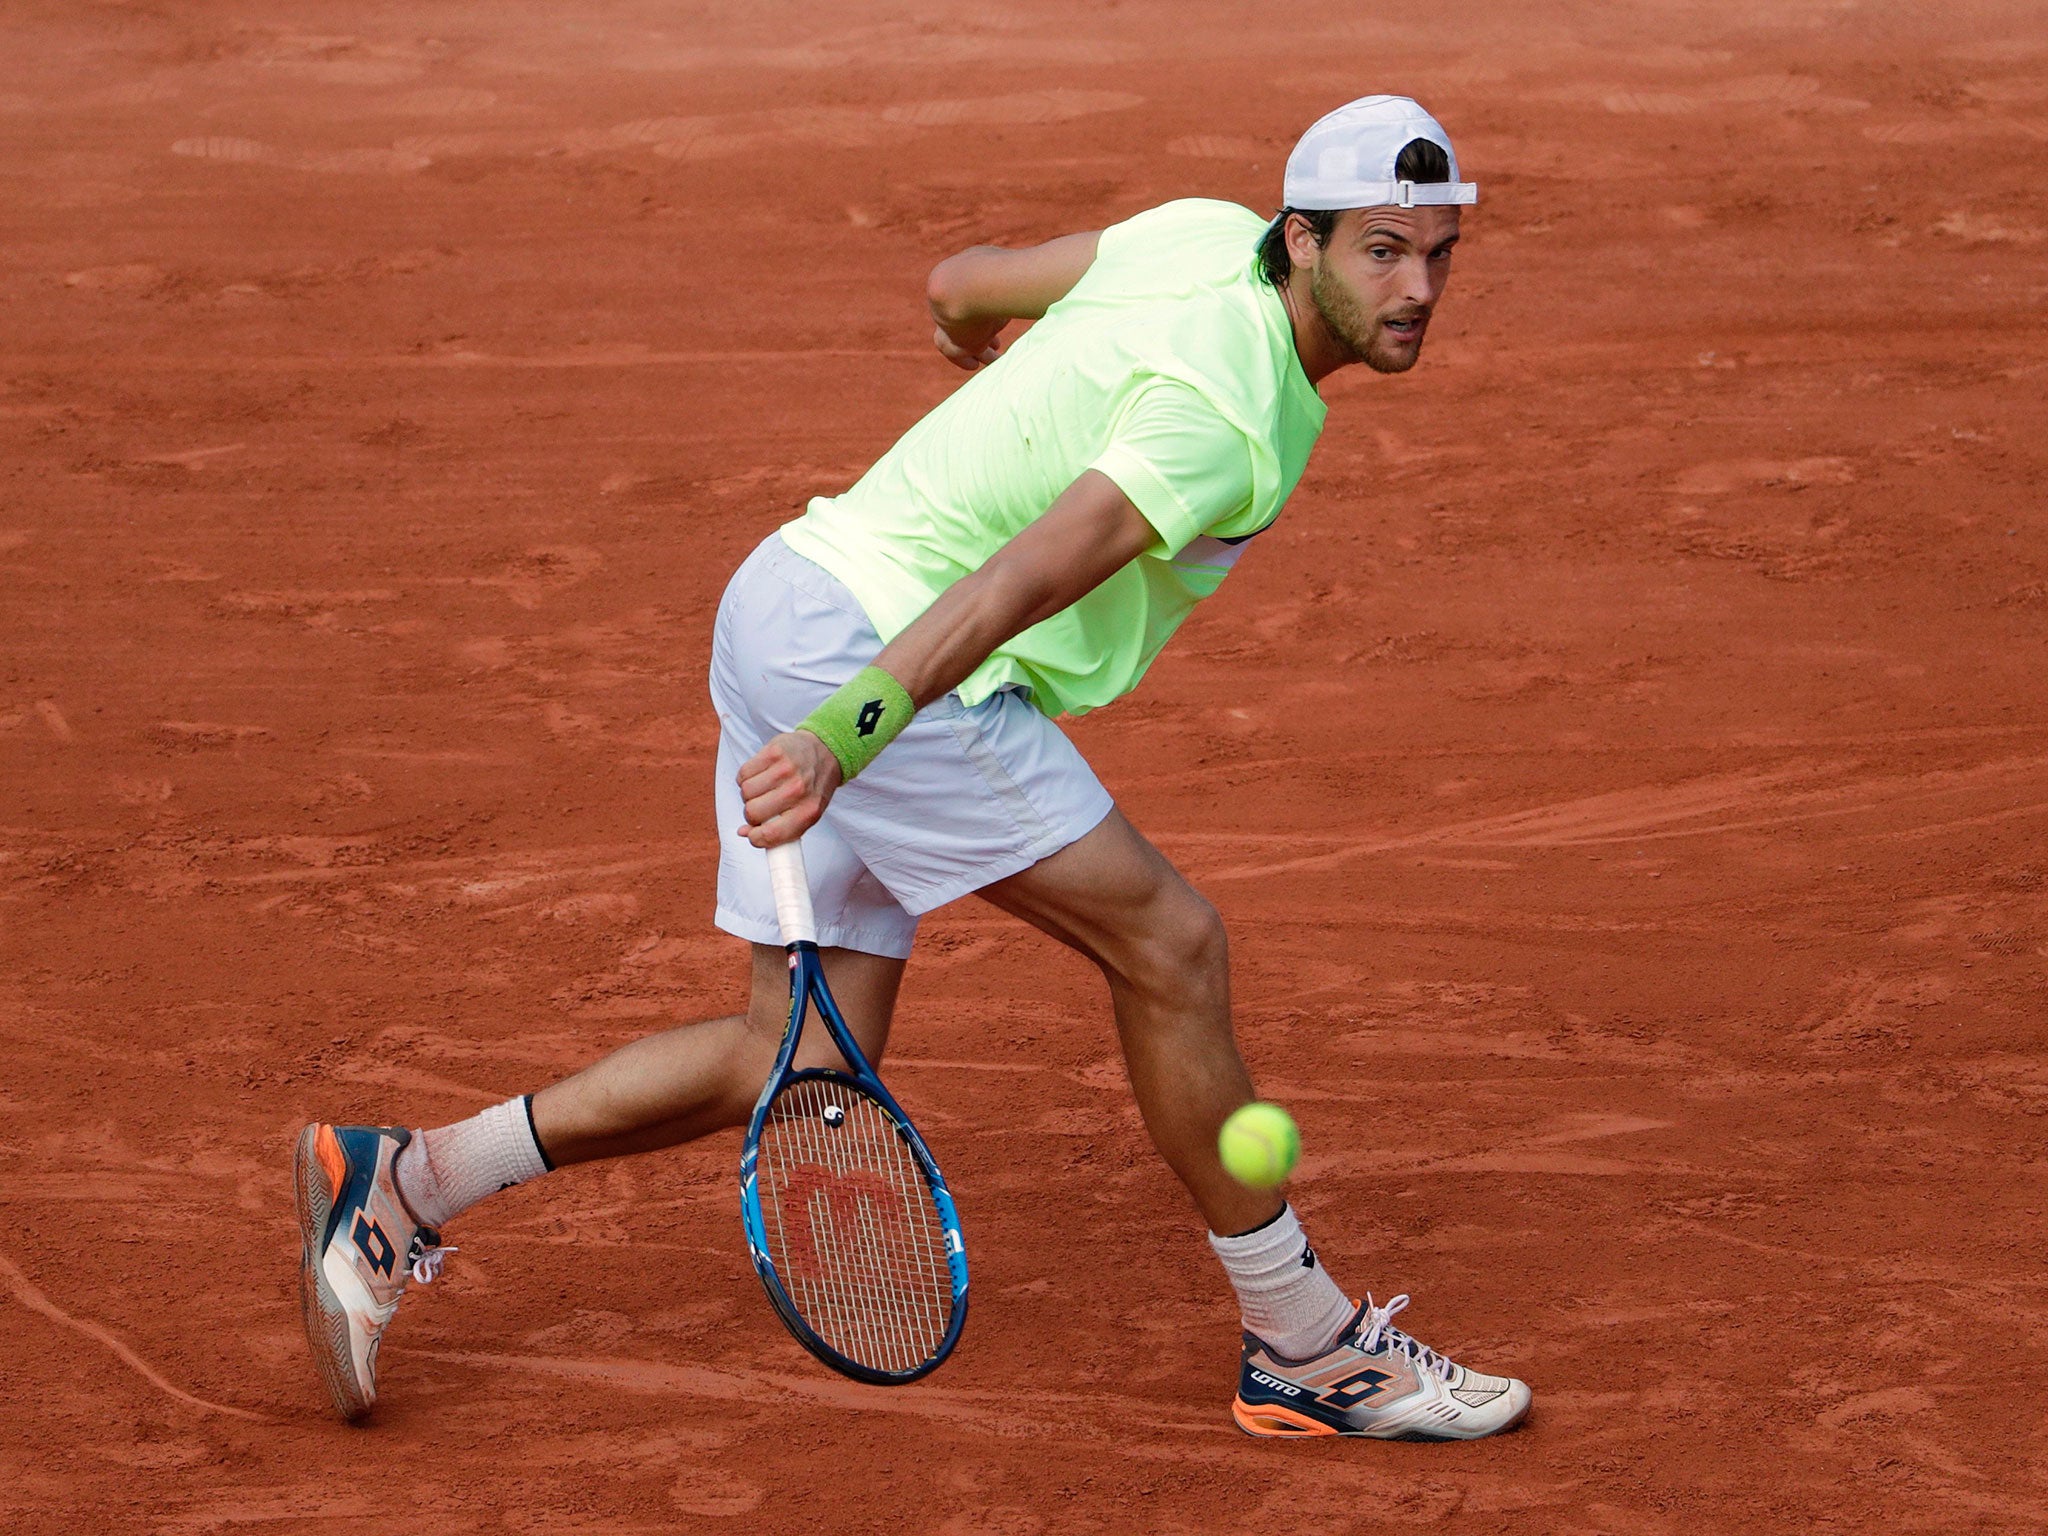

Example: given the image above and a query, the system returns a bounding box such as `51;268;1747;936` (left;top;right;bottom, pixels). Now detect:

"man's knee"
1116;886;1228;996
745;947;792;1038
744;942;900;1073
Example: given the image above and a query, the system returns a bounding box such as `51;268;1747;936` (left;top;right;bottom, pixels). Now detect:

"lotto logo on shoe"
352;1212;396;1278
1317;1366;1395;1409
1248;1369;1304;1397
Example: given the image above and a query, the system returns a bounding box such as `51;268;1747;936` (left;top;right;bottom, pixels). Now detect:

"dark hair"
1257;137;1452;287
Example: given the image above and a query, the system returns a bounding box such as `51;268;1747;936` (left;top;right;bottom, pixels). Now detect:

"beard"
1310;261;1426;375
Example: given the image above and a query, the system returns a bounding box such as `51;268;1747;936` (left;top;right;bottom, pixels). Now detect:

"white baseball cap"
1280;95;1477;211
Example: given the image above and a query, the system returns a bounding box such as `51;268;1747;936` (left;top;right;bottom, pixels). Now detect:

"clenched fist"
932;316;1007;371
735;729;844;848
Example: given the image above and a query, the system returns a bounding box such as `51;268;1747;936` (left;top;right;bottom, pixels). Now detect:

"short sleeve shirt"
778;199;1326;717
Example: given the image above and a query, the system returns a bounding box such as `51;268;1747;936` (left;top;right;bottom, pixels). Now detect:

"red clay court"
3;2;2045;1531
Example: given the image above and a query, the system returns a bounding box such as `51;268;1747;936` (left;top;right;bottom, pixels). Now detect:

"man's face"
1295;205;1461;374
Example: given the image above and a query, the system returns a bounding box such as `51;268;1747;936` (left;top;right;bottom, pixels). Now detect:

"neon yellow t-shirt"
778;198;1327;717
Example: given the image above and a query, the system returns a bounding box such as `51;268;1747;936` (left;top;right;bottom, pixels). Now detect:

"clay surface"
3;2;2045;1530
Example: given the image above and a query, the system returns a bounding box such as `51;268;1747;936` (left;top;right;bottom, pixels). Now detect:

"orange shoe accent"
314;1124;347;1200
1232;1397;1341;1437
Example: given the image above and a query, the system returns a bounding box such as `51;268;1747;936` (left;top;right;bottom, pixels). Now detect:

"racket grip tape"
766;840;818;946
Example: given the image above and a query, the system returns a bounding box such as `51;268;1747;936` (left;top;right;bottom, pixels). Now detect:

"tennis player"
295;94;1531;1439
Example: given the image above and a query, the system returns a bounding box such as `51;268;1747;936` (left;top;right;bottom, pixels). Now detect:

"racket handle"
765;839;818;946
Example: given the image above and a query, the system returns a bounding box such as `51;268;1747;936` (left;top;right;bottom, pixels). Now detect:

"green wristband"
799;665;916;782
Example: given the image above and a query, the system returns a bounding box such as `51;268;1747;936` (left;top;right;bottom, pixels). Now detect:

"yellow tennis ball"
1218;1102;1300;1189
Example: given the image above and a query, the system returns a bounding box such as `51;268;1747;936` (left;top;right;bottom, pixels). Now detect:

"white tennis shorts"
710;534;1113;958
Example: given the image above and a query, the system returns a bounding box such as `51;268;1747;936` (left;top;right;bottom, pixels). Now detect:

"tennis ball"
1218;1102;1300;1189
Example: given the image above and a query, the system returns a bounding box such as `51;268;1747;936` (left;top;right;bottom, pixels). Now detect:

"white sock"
394;1095;553;1230
1208;1204;1356;1361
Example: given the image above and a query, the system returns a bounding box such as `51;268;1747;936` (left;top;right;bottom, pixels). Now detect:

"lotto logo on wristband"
797;665;913;781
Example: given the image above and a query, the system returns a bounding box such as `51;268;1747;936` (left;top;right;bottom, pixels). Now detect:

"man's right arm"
734;469;1155;848
926;231;1101;370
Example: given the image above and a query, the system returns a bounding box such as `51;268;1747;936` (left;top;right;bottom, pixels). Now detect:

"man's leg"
982;809;1356;1361
402;943;904;1218
295;942;902;1420
984;809;1531;1439
530;944;903;1163
980;808;1275;1235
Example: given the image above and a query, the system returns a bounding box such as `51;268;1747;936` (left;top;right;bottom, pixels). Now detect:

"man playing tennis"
295;94;1532;1440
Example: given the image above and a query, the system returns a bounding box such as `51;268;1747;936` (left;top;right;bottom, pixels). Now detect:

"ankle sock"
394;1095;553;1230
1208;1204;1356;1360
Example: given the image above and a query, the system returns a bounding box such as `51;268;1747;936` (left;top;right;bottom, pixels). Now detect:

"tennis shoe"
293;1123;454;1420
1233;1293;1530;1440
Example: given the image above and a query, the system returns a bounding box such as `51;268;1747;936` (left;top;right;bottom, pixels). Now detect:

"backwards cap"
1281;95;1476;210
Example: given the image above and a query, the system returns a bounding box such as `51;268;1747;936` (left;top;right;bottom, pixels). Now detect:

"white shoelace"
1357;1293;1457;1381
409;1240;458;1285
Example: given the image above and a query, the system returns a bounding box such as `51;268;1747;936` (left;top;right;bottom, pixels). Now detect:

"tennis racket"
738;838;969;1384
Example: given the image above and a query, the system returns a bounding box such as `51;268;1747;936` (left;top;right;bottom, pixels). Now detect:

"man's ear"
1283;211;1330;274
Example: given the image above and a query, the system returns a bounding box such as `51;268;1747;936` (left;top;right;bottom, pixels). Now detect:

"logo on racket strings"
772;1165;906;1282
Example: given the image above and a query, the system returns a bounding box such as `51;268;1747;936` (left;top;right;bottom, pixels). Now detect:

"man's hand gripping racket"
738;839;969;1383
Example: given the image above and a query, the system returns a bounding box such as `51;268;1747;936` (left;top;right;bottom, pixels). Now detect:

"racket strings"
757;1077;954;1374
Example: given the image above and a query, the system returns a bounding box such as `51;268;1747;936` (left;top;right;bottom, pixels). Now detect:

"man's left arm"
925;231;1101;370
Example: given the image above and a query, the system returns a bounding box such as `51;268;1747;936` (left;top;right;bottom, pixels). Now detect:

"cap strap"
1293;180;1478;210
